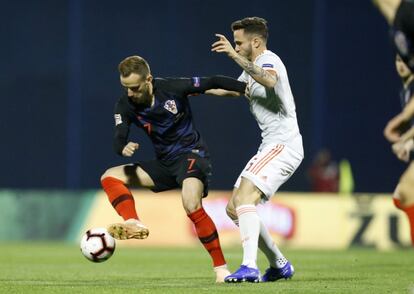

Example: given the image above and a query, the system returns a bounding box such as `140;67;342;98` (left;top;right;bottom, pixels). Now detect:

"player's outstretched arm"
384;113;407;142
211;34;277;88
192;75;245;97
205;89;241;97
397;124;414;145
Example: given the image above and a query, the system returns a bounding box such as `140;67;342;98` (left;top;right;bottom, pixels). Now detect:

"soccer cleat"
107;219;149;240
261;261;294;282
224;265;260;283
214;265;231;283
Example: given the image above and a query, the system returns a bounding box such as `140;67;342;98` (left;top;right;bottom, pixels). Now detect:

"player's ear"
146;75;153;83
252;37;261;49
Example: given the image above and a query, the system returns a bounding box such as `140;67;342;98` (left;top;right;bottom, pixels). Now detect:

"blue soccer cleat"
224;265;261;283
261;261;295;282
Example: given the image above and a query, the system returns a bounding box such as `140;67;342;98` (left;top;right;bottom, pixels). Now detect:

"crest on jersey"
164;100;178;114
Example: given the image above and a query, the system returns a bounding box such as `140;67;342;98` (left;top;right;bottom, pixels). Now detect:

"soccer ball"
80;228;116;262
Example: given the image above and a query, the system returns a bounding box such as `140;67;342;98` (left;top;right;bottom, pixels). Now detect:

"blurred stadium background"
3;0;413;292
1;1;413;289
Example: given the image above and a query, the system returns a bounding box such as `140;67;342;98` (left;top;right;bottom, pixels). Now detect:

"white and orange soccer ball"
80;228;116;262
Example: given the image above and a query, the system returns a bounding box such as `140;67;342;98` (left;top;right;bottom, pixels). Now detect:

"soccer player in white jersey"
208;16;304;283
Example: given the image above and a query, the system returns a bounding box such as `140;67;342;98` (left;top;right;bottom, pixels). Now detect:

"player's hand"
122;142;139;157
391;139;413;162
384;113;406;143
211;34;237;58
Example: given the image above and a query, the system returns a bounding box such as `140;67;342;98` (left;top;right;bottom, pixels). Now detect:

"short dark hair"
231;17;268;42
118;55;150;78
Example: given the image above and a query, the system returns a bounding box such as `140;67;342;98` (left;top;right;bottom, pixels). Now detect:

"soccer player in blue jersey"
100;55;245;282
374;0;414;136
373;0;414;246
384;55;414;246
373;0;414;71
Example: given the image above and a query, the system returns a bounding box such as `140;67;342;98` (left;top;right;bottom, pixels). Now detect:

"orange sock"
188;207;226;267
403;204;414;246
101;177;138;221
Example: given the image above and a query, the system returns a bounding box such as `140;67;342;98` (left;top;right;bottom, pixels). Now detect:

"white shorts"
234;143;303;200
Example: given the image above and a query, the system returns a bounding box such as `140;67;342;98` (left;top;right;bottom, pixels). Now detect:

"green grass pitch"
1;242;413;293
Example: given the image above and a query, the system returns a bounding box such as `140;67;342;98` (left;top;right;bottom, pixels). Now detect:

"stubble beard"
131;85;153;106
244;45;253;61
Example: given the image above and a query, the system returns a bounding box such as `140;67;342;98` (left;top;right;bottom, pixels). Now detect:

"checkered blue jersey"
113;76;245;161
400;79;414;108
392;0;414;71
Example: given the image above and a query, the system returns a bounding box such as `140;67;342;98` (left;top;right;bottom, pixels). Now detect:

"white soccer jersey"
238;50;303;156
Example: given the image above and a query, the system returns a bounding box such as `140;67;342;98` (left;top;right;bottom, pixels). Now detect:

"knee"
100;168;113;182
401;169;414;185
234;179;262;206
231;191;257;207
226;202;237;220
398;176;414;205
182;178;203;214
182;197;202;214
401;166;414;186
100;167;123;183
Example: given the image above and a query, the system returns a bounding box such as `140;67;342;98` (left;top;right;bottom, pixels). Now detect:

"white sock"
258;220;287;268
236;205;260;269
233;217;287;269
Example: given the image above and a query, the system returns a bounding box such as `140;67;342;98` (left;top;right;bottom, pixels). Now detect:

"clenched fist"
122;142;139;157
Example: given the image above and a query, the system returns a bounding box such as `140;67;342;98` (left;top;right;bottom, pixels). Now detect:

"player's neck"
148;84;155;107
130;93;155;107
252;47;267;62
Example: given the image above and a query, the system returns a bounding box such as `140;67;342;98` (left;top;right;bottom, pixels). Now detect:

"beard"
242;45;253;61
130;84;152;106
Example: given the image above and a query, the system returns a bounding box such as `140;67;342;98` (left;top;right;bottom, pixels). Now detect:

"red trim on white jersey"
250;144;284;175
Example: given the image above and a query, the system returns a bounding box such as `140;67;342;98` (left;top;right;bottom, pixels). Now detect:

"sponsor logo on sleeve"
191;77;201;87
262;63;274;69
114;114;123;126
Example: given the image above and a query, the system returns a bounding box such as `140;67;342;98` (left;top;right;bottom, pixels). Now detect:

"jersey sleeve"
161;76;246;96
113;100;131;156
409;81;414;100
256;54;279;78
248;54;284;99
